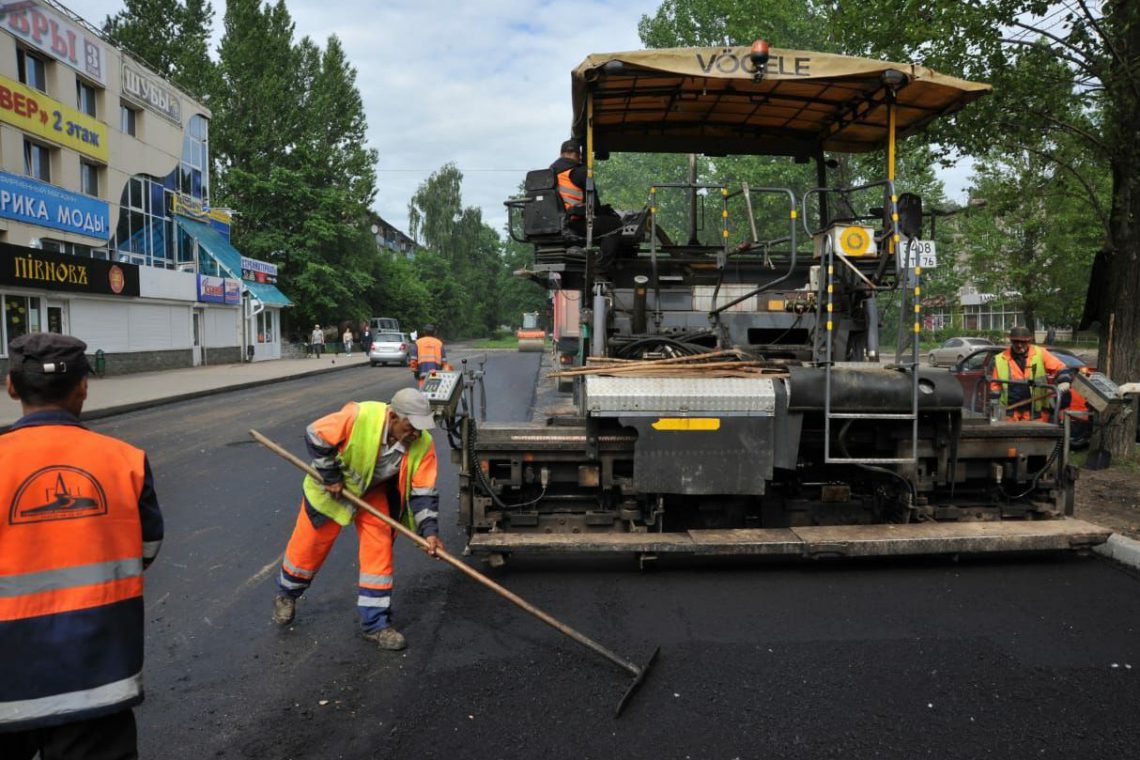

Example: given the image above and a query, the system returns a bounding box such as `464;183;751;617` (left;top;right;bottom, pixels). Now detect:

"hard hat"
1009;325;1032;340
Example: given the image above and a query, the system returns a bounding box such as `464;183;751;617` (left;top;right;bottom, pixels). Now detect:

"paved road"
85;353;1140;759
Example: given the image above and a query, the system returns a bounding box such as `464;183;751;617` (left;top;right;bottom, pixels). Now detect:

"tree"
103;0;218;100
408;164;507;337
830;0;1139;455
212;1;381;331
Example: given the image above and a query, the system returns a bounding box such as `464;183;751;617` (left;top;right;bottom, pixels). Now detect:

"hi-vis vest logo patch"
10;466;108;524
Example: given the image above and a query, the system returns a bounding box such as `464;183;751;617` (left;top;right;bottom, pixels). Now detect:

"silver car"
369;332;409;366
927;336;994;367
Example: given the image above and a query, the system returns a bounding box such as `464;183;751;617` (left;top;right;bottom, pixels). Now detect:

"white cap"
390;387;435;430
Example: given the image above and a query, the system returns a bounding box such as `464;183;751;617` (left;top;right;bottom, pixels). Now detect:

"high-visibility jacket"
0;411;163;731
556;168;585;217
410;336;445;376
302;401;438;533
991;345;1066;415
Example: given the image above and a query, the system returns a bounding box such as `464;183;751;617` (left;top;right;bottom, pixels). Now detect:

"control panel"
1072;371;1123;414
420;370;463;418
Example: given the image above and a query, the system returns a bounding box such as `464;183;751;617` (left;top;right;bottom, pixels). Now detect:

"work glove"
1057;381;1071;394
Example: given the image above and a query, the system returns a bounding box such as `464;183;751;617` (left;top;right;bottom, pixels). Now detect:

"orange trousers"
278;490;396;633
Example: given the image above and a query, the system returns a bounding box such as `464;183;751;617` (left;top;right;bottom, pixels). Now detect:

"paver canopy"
570;46;991;156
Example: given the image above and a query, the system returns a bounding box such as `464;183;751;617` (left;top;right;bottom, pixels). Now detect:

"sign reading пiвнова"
0;171;109;238
0;242;139;297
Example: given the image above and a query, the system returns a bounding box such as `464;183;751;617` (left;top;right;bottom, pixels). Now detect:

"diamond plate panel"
585;376;777;416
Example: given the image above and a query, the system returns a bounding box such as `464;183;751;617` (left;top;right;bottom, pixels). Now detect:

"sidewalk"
0;353;373;431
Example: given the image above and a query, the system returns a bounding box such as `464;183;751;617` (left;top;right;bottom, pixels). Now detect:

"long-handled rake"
251;429;658;716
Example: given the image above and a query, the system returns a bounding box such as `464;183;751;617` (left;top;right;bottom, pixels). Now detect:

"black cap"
8;333;90;376
560;139;581;154
1009;325;1032;340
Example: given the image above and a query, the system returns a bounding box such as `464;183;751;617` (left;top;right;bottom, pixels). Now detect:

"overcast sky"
71;0;970;238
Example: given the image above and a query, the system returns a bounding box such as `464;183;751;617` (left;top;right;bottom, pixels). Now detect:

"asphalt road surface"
84;350;1140;759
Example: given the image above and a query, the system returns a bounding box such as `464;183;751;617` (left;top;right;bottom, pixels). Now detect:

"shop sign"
0;171;109;238
0;242;139;296
197;274;241;305
173;195;232;239
122;62;181;124
0;74;108;161
240;256;277;284
2;2;106;85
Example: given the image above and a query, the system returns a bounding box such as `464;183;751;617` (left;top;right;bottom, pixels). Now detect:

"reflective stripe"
277;572;307;591
357;595;391;609
410;486;438;497
414;508;438;523
282;556;315;580
0;672;141;725
359;572;393;586
0;559;142;598
142;540;162;560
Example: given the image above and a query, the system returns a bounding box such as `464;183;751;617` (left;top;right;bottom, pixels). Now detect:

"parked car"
950;345;1089;413
927;336;995;367
369;332;409;366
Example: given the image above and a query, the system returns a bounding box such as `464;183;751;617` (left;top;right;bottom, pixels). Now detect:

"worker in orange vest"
0;334;163;757
550;138;625;265
409;324;446;387
989;325;1069;421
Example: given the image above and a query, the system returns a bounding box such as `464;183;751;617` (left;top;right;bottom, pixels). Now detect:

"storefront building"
0;1;289;376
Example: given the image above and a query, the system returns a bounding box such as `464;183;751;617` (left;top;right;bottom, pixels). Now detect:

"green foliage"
103;0;219;100
406;164;521;338
211;0;381;334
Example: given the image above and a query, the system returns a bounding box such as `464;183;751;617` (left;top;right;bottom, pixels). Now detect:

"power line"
377;168;532;172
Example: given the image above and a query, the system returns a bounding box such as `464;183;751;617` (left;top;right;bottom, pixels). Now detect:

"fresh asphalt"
49;349;1140;759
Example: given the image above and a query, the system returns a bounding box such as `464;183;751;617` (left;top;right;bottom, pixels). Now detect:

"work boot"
362;626;406;651
272;594;296;626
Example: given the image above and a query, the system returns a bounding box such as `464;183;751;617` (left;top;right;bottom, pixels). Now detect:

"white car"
927;337;994;367
369;332;409;366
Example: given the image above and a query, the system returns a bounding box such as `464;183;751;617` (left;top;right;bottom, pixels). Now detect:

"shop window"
77;79;97;117
23;140;51;182
42;239;94;257
80;160;100;196
121;104;138;136
17;48;47;92
3;294;42;354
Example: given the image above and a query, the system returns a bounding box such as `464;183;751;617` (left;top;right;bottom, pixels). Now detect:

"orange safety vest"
556;168;585;217
412;336;444;371
0;419;157;730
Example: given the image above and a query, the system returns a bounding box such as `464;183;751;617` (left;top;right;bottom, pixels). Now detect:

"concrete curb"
0;360;369;433
1094;533;1140;571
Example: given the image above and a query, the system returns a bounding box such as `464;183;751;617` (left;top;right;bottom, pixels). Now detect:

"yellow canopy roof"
570;46;991;156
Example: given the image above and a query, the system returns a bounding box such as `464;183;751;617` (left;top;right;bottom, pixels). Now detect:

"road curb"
0;360;369;433
1095;533;1140;570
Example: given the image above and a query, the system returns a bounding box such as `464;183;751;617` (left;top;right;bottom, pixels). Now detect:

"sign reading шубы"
0;242;139;297
0;74;108;162
0;171;109;238
2;2;106;86
122;62;181;124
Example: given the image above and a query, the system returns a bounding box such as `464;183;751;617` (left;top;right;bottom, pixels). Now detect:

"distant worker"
342;326;353;357
550;138;624;263
989;325;1070;421
310;324;324;357
271;388;442;651
409;324;446;386
0;334;164;757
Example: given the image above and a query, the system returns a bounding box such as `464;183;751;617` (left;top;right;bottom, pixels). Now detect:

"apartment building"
0;1;290;376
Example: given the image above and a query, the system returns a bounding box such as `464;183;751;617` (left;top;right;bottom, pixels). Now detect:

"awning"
571;46;991;155
176;216;292;308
